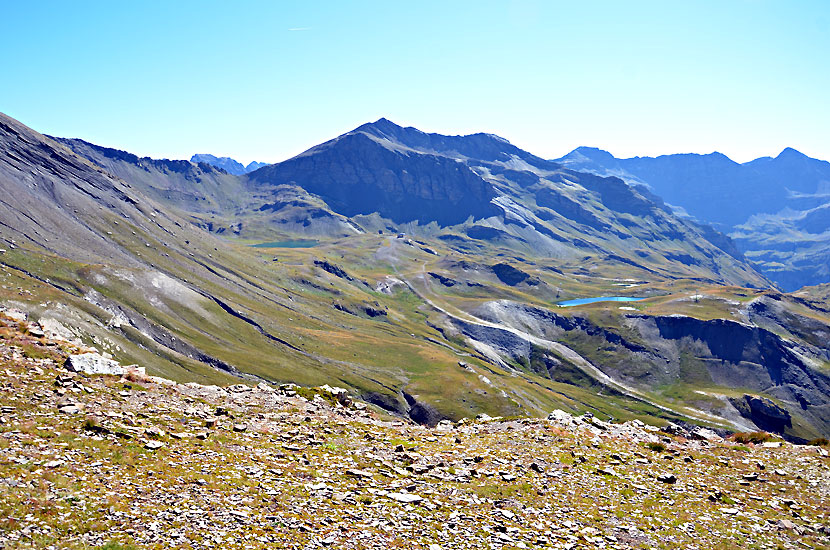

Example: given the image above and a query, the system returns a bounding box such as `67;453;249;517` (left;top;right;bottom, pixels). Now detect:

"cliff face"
635;314;830;438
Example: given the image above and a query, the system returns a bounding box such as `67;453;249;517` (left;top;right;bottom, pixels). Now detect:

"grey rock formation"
65;353;125;375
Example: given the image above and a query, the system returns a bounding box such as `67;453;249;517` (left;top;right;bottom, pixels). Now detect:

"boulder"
65;353;125;376
547;409;575;425
690;427;721;441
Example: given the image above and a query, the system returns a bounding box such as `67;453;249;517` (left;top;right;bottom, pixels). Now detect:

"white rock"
387;492;423;504
691;427;721;441
4;308;27;322
65;353;125;375
547;409;574;424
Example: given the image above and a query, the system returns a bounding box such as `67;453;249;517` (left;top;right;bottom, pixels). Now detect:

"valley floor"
0;314;828;550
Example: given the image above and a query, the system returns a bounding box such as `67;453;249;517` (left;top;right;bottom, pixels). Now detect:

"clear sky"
3;1;829;164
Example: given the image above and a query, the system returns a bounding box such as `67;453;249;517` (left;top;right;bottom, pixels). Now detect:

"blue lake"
557;296;645;307
251;240;319;248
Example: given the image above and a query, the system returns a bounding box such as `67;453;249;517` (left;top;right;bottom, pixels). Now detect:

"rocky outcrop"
428;272;458;287
491;263;537;286
403;391;446;426
314;260;353;281
729;395;793;434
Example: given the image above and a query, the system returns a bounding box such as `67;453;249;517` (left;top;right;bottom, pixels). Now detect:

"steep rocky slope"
443;291;830;442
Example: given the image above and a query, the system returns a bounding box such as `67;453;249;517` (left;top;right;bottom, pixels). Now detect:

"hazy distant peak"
191;154;268;175
245;161;269;172
567;146;617;162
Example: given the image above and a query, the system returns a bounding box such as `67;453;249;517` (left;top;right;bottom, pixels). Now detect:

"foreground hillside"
0;313;827;550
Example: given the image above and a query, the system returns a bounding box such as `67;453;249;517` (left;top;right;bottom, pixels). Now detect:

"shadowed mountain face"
556;147;830;290
246;121;506;226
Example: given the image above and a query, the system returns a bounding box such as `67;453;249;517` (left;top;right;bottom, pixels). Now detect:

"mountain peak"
355;118;408;136
570;146;617;162
775;147;807;160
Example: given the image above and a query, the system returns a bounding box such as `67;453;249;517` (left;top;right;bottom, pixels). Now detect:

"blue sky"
3;1;828;164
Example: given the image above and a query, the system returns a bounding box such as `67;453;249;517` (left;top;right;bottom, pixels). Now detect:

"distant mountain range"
57;117;766;287
555;147;830;290
191;153;268;175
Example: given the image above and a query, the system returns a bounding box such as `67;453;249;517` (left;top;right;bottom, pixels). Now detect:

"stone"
232;423;248;432
335;392;353;408
777;519;795;530
690;427;720;441
387;492;423;504
145;440;165;450
547;409;573;424
346;469;374;479
656;473;677;484
65;353;125;376
56;397;82;414
661;423;686;436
